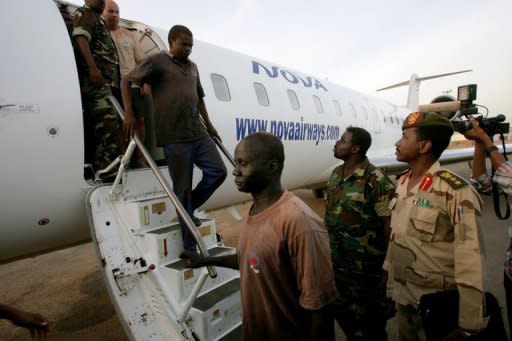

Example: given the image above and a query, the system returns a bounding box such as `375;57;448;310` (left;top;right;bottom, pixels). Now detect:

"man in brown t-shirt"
121;25;227;252
186;132;339;340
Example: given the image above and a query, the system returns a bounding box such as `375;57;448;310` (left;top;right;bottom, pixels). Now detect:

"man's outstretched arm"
0;303;49;338
182;252;239;270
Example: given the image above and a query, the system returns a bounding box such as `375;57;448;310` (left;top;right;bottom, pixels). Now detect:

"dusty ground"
0;163;509;340
0;189;322;341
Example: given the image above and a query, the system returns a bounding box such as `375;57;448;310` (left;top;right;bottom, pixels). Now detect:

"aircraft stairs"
85;97;242;340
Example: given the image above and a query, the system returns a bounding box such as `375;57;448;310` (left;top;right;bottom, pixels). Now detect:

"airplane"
1;1;504;339
0;0;399;263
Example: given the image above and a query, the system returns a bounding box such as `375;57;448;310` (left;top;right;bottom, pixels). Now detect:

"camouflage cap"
402;111;454;131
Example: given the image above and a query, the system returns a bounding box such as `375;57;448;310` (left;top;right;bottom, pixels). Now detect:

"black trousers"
505;272;512;340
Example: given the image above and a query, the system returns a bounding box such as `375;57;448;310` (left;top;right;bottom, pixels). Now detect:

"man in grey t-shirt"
121;25;227;253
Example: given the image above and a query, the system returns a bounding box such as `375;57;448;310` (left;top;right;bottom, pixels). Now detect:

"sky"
68;0;512;118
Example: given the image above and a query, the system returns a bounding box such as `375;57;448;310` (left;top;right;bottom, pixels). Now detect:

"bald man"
103;0;150;167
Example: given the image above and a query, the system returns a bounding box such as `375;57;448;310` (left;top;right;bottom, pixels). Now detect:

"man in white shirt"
103;0;150;167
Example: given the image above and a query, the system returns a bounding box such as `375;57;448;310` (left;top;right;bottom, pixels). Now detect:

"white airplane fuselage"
0;0;409;262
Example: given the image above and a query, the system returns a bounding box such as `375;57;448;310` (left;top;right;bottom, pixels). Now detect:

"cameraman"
463;117;512;333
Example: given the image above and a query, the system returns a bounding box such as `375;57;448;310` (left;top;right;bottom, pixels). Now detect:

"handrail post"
107;96;217;279
211;135;235;167
178;268;209;322
199;117;236;168
109;139;137;199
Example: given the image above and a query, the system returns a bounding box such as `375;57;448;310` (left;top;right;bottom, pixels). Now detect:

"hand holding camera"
451;84;509;137
462;117;490;143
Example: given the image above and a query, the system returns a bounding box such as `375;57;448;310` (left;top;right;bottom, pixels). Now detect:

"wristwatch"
485;145;498;155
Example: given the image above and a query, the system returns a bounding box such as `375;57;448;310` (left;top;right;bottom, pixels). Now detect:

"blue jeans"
163;137;227;251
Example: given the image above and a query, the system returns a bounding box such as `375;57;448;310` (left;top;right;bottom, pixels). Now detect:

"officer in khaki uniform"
384;112;486;340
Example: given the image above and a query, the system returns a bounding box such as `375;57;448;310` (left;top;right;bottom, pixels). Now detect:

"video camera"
451;84;509;137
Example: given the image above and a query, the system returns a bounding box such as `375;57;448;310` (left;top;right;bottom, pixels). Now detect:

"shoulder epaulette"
436;170;468;189
395;169;409;180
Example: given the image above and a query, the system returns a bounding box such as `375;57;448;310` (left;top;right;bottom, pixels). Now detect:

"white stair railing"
106;95;217;279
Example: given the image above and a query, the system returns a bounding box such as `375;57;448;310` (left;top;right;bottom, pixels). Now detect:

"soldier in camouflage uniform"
72;0;120;172
324;127;395;340
385;112;486;340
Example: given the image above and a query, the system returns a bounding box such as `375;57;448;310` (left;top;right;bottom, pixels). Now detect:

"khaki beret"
402;111;454;131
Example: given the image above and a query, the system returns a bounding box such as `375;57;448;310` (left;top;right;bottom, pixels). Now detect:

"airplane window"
313;95;324;113
390;116;394;124
384;116;387;124
349;103;357;118
253;82;270;107
287;89;300;111
361;106;368;120
395;116;399;124
372;108;381;123
333;100;342;116
210;74;231;102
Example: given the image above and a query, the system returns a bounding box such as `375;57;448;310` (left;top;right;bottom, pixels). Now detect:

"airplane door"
0;0;89;261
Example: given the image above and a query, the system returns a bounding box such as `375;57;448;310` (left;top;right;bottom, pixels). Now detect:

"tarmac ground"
0;161;509;340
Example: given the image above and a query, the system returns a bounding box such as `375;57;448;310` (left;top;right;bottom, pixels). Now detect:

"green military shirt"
72;6;119;88
324;158;395;295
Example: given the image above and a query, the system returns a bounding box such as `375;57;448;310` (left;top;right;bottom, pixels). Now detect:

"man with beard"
72;0;120;172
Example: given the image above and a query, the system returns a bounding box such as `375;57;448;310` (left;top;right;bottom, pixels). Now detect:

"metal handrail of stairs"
106;95;218;282
199;115;235;168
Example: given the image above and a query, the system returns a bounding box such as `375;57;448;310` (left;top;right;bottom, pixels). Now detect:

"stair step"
217;322;242;341
140;223;182;263
124;192;167;203
161;246;238;302
128;198;175;231
165;246;232;271
142;220;219;264
189;278;242;341
146;223;180;235
193;278;240;312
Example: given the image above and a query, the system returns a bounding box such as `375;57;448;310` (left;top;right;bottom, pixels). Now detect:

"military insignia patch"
419;175;433;191
412;198;433;208
405;112;421;126
437;170;467;189
396;169;410;182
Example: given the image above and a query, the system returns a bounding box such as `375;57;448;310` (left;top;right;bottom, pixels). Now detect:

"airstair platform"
87;180;242;340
